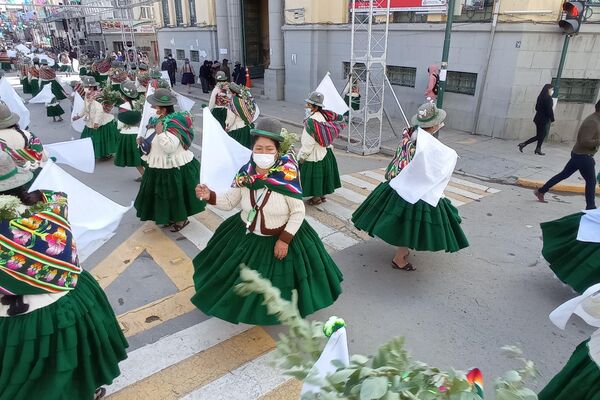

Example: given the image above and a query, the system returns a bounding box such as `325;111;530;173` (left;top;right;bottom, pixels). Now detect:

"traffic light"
559;1;585;35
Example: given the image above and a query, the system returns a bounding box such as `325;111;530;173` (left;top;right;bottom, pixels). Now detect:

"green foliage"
280;128;300;156
97;86;123;106
234;265;540;400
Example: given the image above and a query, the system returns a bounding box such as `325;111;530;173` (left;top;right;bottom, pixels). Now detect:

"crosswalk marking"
99;167;500;399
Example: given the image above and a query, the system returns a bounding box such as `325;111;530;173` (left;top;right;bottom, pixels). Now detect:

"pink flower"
46;233;66;256
11;228;31;245
439;386;448;393
7;254;26;270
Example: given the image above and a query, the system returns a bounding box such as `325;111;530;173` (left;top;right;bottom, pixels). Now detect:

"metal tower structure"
347;0;391;155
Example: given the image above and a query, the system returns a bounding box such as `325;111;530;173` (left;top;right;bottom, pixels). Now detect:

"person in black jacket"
199;60;211;93
519;83;555;155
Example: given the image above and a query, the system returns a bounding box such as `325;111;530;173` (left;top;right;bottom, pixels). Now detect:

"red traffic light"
559;1;585;35
563;1;582;17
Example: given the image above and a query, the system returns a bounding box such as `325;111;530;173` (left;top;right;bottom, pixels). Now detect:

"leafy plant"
234;265;538;400
96;86;123;106
280;128;300;156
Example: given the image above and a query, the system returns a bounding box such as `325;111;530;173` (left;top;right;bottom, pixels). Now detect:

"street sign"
352;0;447;13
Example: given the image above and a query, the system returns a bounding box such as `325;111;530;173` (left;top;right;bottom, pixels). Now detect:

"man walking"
220;59;231;82
165;54;177;86
535;100;600;210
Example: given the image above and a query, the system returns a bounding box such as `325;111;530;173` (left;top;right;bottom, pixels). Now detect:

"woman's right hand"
136;136;143;145
195;184;211;201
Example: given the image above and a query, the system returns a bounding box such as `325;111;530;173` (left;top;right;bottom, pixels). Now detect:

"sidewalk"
177;82;597;195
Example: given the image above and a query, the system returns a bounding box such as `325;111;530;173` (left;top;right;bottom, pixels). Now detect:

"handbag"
385;128;416;181
139;132;155;156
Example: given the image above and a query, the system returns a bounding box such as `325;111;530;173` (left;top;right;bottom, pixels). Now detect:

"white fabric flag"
71;92;86;133
549;283;600;330
389;128;458;207
29;83;54;104
0;77;30;129
161;70;171;86
6;50;16;58
200;107;252;194
72;58;79;72
44;138;95;173
28;161;132;261
301;328;350;395
15;44;30;54
315;73;350;115
176;92;195;112
577;208;600;243
138;86;156;137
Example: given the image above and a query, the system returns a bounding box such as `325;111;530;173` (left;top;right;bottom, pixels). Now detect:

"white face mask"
253;153;276;169
304;108;312;119
549;89;554;96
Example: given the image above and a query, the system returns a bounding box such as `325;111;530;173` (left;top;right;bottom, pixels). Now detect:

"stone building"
154;0;600;142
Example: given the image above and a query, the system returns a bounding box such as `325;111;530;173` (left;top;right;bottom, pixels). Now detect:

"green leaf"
351;354;370;366
372;337;409;371
359;367;375;379
381;391;400;400
503;370;522;383
360;376;389;400
328;368;358;385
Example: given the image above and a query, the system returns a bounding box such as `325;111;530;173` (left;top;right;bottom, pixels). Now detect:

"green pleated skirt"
300;149;342;197
0;270;128;400
1;62;11;71
81;120;118;158
46;104;64;117
541;212;600;293
228;125;253;149
29;79;39;97
134;158;206;225
51;80;67;100
211;107;227;129
352;181;469;252
114;134;143;167
20;77;31;94
539;340;600;400
191;213;343;325
59;65;73;73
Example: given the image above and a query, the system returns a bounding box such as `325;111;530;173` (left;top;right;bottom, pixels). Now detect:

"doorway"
242;0;268;78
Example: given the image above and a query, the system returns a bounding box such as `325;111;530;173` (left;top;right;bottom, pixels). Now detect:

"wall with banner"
352;0;447;12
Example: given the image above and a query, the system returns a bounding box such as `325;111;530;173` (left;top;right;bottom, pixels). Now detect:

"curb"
516;177;600;195
177;90;305;129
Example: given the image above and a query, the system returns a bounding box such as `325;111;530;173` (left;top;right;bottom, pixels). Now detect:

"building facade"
154;0;600;142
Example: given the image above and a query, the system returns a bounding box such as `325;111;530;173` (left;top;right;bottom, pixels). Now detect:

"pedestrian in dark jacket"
167;54;177;86
534;99;600;210
232;61;245;85
199;60;211;93
519;83;555;155
220;59;231;82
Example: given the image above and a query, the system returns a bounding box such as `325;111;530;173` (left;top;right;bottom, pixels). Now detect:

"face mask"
253;153;276;169
305;108;312;119
549;89;554;96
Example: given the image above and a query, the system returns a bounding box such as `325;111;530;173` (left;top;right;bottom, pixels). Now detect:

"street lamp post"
436;0;456;109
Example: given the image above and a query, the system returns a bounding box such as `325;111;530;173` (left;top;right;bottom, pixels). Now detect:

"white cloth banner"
29;83;54;104
577;208;600;243
6;50;16;58
389;128;458;207
15;44;30;54
161;71;171;86
176;92;195;112
71;92;86;133
301;328;350;395
315;73;350;115
138;86;156;137
550;283;600;330
28;161;132;261
44;138;95;173
200;107;252;194
0;77;30;129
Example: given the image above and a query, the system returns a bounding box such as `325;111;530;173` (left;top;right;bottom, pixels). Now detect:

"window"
161;0;170;25
164;48;172;58
139;6;153;20
551;78;600;103
190;50;199;62
342;62;366;81
176;49;185;60
387;66;416;87
446;71;477;96
386;0;494;23
188;0;196;25
174;0;183;25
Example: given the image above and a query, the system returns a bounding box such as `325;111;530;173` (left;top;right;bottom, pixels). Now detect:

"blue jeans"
539;152;597;210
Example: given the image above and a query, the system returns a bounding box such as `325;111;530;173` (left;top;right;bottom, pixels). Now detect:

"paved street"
9;73;597;398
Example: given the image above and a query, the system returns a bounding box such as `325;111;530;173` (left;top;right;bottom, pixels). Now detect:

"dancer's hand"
274;240;289;260
195;184;211;201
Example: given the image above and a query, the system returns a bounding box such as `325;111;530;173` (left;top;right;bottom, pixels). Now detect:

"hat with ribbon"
120;80;138;98
147;88;178;107
305;91;324;108
0;101;20;129
216;71;227;82
410;102;447;128
250;118;284;143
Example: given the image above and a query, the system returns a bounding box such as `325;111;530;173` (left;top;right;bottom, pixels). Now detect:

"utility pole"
553;35;570;98
436;0;456;109
554;1;585;99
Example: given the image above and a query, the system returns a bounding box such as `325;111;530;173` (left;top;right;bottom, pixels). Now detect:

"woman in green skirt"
73;76;118;160
115;80;144;179
29;58;40;98
134;88;205;232
352;103;469;271
46;96;64;122
299;91;343;205
539;284;600;400
19;63;31;94
208;71;230;129
541;198;600;293
193;118;343;325
0;153;127;400
39;59;67;101
225;82;257;149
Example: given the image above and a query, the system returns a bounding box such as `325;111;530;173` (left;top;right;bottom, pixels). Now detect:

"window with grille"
551;78;600;103
161;0;170;25
387;65;416;87
176;49;185;60
164;48;172;58
174;0;184;25
342;62;367;81
188;0;197;25
446;71;477;96
190;50;199;62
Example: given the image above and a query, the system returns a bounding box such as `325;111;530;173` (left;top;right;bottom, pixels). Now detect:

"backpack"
432;73;440;95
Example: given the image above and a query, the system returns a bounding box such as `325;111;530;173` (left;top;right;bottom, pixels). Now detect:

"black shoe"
534;149;545;156
518;143;525;153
